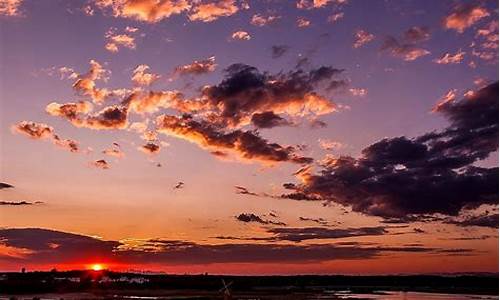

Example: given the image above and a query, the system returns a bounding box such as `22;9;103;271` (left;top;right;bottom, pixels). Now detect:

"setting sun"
90;264;104;271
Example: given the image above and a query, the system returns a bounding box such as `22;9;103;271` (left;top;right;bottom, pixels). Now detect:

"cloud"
353;30;375;48
403;26;430;43
234;186;259;196
72;60;111;104
0;0;23;16
235;213;286;226
174;56;217;76
0;201;42;206
52;135;80;153
250;13;280;27
90;159;110;169
266;226;387;242
102;144;125;158
132;65;161;86
0;228;474;266
188;0;238;22
123;90;185;114
199;63;341;127
11;121;81;153
296;0;342;10
156;114;313;165
444;3;489;33
93;0;191;23
381;36;430;61
11;121;54;140
318;139;343;151
46;101;93;122
448;214;499;229
281;82;499;219
174;181;184;189
82;105;130;130
433;50;465;64
105;28;137;53
297;17;311;28
48;101;130;130
271;45;290;59
471;21;498;63
432;89;457;112
0;228;118;263
349;87;367;97
0;182;14;189
251;111;291;129
138;142;161;155
327;12;344;23
231;30;251;41
299;217;329;226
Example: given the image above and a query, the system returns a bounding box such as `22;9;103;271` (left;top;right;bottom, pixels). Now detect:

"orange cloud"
94;0;191;23
132;65;161;86
231;30;251;41
174;56;217;75
72;60;111;104
0;0;23;16
432;89;457;113
90;159;110;169
188;0;238;22
433;50;465;64
156;114;313;165
444;3;489;33
105;27;137;53
11;121;81;153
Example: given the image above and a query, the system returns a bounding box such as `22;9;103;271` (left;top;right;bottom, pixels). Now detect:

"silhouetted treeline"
0;270;498;295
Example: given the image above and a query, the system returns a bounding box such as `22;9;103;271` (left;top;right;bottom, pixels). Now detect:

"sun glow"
90;263;104;271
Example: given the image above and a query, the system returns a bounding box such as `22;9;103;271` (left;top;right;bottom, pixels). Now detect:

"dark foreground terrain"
0;271;498;299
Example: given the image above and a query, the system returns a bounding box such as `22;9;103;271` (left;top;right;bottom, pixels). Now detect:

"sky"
0;0;498;274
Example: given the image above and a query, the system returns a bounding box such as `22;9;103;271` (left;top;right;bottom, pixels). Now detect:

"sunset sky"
0;0;498;274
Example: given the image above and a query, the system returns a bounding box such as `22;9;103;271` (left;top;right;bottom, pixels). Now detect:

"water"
1;292;498;300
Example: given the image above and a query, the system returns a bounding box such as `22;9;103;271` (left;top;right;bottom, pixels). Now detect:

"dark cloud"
90;159;110;169
271;45;290;59
235;213;286;226
156;114;313;165
0;201;43;206
281;82;499;219
299;216;329;226
0;228;119;264
448;214;499;229
235;186;258;196
251;111;292;128
48;101;130;130
413;228;426;234
139;142;161;155
1;228;464;266
403;26;430;43
11;121;54;139
12;121;81;153
84;105;129;130
0;183;14;189
309;119;328;129
266;226;387;242
446;235;496;241
200;63;341;127
381;36;430;61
